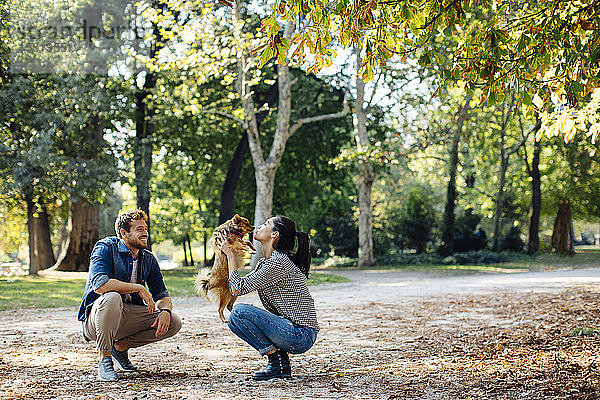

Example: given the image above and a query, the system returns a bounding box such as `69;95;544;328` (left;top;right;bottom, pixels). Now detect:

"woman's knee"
228;303;254;323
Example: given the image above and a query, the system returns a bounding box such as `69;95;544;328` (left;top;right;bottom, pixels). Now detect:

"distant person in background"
77;209;182;381
476;226;487;241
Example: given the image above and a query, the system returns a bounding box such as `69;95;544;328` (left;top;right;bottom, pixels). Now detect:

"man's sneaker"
111;346;138;372
97;356;118;381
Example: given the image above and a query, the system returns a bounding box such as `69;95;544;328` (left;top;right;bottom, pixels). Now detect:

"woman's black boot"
278;349;290;368
252;350;292;380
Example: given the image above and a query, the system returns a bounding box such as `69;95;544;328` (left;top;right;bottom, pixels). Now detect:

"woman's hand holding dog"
218;239;235;258
218;240;240;272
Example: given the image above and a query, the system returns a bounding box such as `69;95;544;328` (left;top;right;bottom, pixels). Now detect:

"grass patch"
161;267;199;297
0;276;85;311
307;272;350;285
508;251;600;270
0;268;349;310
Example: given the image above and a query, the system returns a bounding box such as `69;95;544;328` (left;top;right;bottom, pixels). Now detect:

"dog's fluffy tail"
194;269;213;302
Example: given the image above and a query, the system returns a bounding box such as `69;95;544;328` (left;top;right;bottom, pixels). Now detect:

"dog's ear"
233;214;241;222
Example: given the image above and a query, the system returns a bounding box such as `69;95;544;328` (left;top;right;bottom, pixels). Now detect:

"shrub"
396;187;436;253
377;250;512;266
452;208;488;252
499;226;525;252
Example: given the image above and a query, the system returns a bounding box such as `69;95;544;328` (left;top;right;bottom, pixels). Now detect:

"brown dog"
195;214;256;323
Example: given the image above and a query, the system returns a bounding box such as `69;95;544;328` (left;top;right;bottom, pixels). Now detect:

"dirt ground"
2;267;600;400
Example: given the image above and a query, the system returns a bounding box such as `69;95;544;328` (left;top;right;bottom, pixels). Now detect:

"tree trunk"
187;234;194;265
492;95;518;251
527;135;542;254
218;80;278;225
353;48;376;267
219;133;249;224
26;194;56;275
182;238;189;266
440;127;460;256
203;231;208;267
551;200;575;255
134;80;154;250
54;197;99;272
133;20;160;251
492;156;509;251
251;165;277;264
357;166;375;266
232;2;345;266
440;93;473;256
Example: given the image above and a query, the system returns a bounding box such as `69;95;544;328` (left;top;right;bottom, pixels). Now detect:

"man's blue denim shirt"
77;236;169;321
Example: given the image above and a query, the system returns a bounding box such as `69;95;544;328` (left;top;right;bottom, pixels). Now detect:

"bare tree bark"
551;200;575;255
134;73;155;250
187;233;194;266
182;237;189;266
54;197;99;272
26;194;56;275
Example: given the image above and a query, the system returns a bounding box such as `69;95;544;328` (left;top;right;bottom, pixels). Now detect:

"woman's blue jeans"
227;303;318;356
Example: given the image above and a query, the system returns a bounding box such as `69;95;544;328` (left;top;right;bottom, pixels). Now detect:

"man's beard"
128;237;148;250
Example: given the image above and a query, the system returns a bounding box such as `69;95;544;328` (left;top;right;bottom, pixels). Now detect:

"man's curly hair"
115;209;148;238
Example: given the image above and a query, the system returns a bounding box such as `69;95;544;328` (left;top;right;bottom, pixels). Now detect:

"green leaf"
259;47;274;67
523;91;532;106
487;91;497;106
571;81;584;93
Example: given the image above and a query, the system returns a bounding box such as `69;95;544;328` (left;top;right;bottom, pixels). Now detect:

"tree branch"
288;96;349;136
199;109;246;127
365;71;384;110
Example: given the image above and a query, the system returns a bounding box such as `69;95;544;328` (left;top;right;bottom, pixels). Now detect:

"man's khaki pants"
83;292;182;353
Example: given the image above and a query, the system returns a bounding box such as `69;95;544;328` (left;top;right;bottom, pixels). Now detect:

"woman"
219;215;319;380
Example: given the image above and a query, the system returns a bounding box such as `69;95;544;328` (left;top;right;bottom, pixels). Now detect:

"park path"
2;266;600;399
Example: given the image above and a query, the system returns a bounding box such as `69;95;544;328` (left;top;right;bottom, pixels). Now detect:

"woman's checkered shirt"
228;250;319;330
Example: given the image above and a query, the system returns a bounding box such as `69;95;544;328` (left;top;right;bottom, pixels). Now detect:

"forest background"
1;0;599;275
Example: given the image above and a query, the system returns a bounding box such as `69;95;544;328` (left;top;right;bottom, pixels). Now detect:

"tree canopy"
259;0;600;136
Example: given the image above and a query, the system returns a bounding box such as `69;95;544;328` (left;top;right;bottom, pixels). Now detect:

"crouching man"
77;209;182;381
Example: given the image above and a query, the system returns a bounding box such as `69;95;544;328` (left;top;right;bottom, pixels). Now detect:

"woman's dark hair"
272;215;311;278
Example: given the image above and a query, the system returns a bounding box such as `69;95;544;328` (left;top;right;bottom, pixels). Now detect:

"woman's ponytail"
272;215;312;278
290;231;311;278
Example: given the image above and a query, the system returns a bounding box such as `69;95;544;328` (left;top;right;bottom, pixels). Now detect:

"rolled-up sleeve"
89;243;112;292
228;258;287;296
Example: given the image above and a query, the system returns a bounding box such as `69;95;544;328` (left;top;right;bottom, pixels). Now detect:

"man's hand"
137;285;156;314
151;310;171;337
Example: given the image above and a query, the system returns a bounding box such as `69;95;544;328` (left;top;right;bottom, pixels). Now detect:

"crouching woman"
219;215;319;380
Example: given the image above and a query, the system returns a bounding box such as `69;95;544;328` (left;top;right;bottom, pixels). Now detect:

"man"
77;209;182;381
